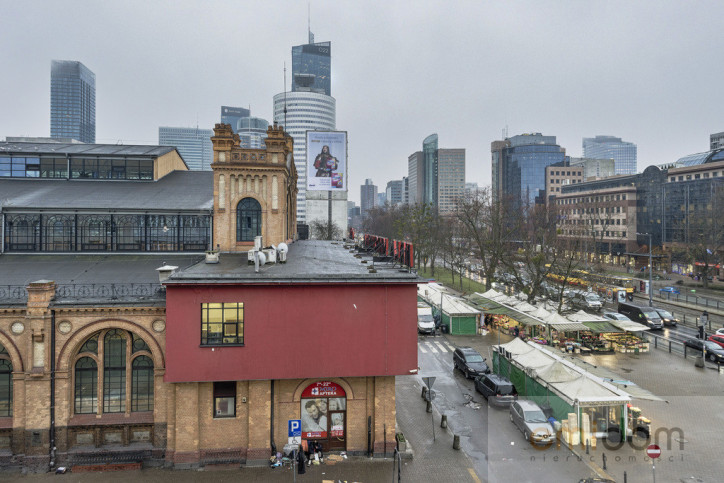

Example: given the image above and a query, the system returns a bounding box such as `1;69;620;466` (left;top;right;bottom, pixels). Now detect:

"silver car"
509;400;555;445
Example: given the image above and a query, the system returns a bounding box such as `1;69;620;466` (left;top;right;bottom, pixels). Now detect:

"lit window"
201;303;244;345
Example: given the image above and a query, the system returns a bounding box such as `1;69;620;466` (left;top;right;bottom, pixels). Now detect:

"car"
509;400;555;445
715;328;724;336
617;302;663;330
572;292;603;311
653;308;679;327
683;338;724;363
417;306;435;334
453;347;491;379
474;373;518;407
659;286;680;294
602;311;633;322
708;334;724;350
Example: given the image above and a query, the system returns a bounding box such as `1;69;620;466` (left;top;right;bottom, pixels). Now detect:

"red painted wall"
164;283;419;382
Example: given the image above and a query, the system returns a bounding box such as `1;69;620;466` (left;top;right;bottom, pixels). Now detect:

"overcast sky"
2;1;723;203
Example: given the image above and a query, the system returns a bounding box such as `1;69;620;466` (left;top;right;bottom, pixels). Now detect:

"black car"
683;338;724;363
474;373;517;407
653;308;679;327
453;347;490;379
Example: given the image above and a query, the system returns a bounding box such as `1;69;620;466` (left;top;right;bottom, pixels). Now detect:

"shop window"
73;329;154;416
214;382;236;418
300;382;347;451
0;345;12;417
201;302;244;345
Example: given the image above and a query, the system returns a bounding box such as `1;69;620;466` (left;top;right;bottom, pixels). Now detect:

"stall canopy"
465;293;543;327
545;312;589;332
606;319;651;332
582;321;623;334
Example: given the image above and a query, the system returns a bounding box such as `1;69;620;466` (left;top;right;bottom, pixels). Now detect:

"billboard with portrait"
307;131;347;191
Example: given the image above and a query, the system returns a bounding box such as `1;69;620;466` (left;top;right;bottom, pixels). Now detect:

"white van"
417;306;435;334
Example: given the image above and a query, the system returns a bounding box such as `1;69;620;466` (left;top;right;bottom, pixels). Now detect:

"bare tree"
310;219;343;240
440;216;469;291
682;184;724;288
575;194;619;267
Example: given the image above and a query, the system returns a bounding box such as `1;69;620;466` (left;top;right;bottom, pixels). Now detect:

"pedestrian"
297;446;306;474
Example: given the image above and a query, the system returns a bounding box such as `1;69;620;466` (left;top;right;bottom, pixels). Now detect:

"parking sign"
289;419;302;438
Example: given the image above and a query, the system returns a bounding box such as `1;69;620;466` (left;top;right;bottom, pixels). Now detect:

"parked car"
659;286;680;294
474;373;517;407
602;311;634;322
653;308;679;327
707;334;724;350
716;328;724;336
453;347;490;379
683;338;724;363
617;302;663;330
509;400;555;445
417;306;435;334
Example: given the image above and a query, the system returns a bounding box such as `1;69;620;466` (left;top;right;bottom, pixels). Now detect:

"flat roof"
0;171;212;211
166;240;422;284
0;142;178;157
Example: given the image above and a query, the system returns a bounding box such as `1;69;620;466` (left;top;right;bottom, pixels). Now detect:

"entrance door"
300;382;347;452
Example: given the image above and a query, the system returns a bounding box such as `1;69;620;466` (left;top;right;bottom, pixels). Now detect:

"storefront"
580;321;623;352
300;381;348;451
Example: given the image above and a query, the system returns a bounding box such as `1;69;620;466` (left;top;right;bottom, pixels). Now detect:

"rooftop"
0;141;178;157
0;170;213;211
166;240;421;284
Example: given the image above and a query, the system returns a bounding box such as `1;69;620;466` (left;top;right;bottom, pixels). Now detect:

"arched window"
73;329;154;415
0;344;12;417
237;198;261;242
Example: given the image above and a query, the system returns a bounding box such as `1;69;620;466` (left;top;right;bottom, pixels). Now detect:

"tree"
682;183;724;288
310;219;343;240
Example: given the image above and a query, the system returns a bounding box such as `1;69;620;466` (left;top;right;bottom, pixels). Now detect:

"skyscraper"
158;127;213;171
220;106;250;133
360;179;377;217
236;117;269;149
407;152;424;205
386;180;403;205
492;133;566;206
407;135;465;213
50;60;96;143
582;135;637;175
292;34;331;96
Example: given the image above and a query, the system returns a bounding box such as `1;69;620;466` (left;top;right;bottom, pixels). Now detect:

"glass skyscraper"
158;127;213;171
582;135;637;175
292;41;331;96
50;60;96;143
495;133;566;206
220;106;250;133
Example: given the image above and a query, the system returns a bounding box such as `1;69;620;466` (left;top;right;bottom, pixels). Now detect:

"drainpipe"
270;380;275;455
49;309;56;469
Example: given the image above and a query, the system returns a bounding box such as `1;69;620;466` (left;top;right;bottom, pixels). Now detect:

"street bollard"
624;471;627;483
602;452;607;470
586;439;590;455
426;400;432;413
441;414;448;428
453;435;460;450
421;386;427;399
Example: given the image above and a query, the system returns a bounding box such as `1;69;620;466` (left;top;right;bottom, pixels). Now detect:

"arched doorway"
300;381;346;451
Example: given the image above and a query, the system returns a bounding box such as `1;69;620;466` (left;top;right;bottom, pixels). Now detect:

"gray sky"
2;1;723;203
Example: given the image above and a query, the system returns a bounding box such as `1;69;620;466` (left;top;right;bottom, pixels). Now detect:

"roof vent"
156;263;179;283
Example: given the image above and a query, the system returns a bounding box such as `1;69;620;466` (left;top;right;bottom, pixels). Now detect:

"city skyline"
1;1;723;203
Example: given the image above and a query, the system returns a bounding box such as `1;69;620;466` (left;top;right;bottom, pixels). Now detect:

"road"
416;333;597;483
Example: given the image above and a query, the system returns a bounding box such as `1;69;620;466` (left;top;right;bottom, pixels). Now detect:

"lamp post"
636;233;653;307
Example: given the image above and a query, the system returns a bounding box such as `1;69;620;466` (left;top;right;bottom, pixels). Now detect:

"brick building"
0;123;418;471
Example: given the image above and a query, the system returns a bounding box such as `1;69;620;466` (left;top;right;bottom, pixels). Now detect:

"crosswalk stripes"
418;339;455;354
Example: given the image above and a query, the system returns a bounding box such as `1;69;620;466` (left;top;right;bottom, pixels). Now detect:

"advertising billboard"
307;131;347;191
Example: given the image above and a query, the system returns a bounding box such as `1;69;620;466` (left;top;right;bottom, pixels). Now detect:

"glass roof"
674;151;710;167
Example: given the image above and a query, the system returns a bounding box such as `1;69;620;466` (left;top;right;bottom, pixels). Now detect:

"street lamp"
636;232;653;307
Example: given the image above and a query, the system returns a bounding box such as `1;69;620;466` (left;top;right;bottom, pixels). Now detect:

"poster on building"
306;131;347;191
300;381;346;439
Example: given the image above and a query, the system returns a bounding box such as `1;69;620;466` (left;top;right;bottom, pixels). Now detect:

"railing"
0;283;164;303
642;332;724;372
655;290;723;311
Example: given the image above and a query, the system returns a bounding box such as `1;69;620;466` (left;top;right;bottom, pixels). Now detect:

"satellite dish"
257;251;267;266
278;243;288;254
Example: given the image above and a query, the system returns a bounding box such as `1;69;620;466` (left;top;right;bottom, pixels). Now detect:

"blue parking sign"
289;419;302;438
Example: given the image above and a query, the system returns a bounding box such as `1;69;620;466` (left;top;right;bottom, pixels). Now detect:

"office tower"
292;38;331;96
158;127;214;171
407;152;424;205
274;32;336;224
50;60;96;143
582;135;637;175
360;179;377;217
711;132;724;150
408;135;465;213
220;106;250;133
492;133;566;206
386;180;403;206
402;176;409;204
236;117;269;149
465;182;479;194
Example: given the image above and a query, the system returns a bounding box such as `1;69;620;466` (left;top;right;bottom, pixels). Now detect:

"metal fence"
0;283;164;303
642;332;724;370
656;290;724;311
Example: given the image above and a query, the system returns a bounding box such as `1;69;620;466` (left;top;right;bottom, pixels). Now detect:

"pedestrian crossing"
418;339;456;354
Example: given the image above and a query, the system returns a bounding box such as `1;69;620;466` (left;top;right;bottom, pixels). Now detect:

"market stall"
464;292;545;340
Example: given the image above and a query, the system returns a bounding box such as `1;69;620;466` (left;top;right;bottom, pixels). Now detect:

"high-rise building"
402;176;409;204
711;132;724;150
407;152;424;205
492;133;566;206
360;179;377;217
50;60;96;143
220;106;250;133
408;135;465;213
386;180;403;206
568;157;615;180
292;34;331;96
158;127;213;171
582;135;637;175
236;117;269;149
